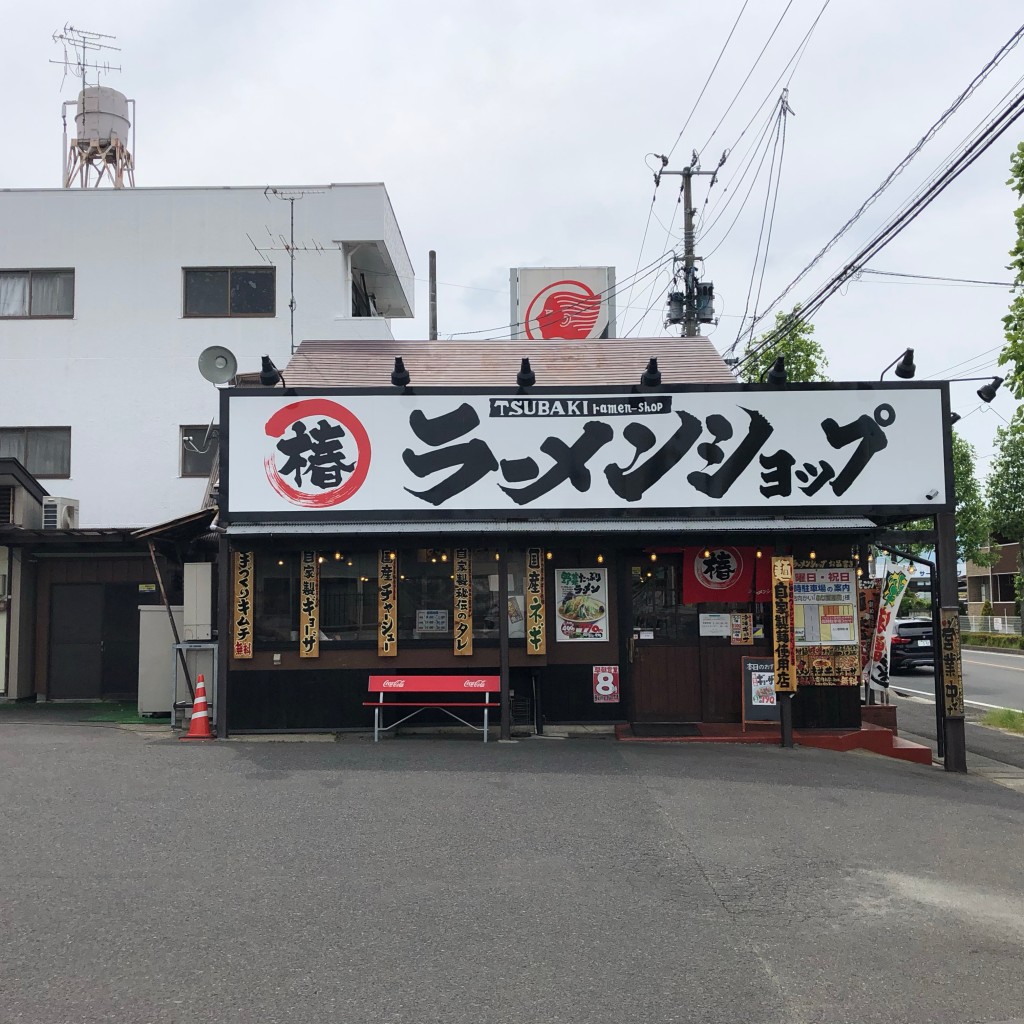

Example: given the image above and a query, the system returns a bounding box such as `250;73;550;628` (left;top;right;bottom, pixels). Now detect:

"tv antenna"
51;25;122;91
53;25;134;188
258;187;325;354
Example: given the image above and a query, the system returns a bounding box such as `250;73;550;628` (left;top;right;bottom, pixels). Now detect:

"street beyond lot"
2;722;1023;1024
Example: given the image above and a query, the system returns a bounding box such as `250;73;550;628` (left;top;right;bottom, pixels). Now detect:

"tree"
998;141;1024;399
950;432;997;566
738;305;830;383
897;431;995;565
986;411;1024;598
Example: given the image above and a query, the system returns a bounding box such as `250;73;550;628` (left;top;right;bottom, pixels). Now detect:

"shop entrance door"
623;558;702;722
49;583;144;699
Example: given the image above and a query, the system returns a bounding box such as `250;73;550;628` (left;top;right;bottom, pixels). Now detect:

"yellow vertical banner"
299;551;319;658
453;547;473;656
232;550;254;659
939;608;964;717
378;550;397;656
525;547;546;655
771;556;797;692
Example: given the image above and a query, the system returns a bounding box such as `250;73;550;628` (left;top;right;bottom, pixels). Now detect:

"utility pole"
659;152;725;337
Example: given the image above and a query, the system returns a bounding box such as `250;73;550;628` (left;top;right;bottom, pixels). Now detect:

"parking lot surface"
2;722;1023;1024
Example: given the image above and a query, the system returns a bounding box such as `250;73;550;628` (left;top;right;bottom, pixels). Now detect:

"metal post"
147;540;194;701
780;694;794;748
217;535;231;739
498;543;511;740
429;250;438;341
929;528;946;760
937;511;966;771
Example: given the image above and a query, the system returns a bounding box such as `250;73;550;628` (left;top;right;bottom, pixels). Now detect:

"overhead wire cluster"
733;68;1024;374
623;0;832;338
734;21;1024;362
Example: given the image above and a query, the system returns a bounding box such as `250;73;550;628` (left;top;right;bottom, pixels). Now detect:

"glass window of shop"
398;547;455;640
320;552;378;641
472;548;526;642
254;553;300;643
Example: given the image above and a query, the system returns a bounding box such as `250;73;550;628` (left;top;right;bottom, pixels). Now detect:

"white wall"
0;184;414;527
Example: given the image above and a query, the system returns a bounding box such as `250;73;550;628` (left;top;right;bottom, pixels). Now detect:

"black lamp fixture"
949;411;961;426
880;347;916;380
641;358;662;388
977;376;1003;403
516;357;536;388
259;355;284;387
391;356;410;388
763;356;787;386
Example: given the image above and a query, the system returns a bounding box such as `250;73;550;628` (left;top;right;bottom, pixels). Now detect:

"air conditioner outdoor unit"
42;497;80;530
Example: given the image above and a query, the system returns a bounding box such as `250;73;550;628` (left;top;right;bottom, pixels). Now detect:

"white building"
0;183;414;527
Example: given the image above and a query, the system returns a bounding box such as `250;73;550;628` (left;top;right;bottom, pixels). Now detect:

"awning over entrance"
226;516;879;537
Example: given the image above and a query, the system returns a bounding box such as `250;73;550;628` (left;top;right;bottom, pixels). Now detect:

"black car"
889;618;934;673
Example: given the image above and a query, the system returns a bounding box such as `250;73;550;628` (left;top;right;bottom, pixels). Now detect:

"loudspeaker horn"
198;346;238;385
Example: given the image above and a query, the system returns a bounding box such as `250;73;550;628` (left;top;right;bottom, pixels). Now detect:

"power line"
698;94;785;249
697;0;796;158
741;22;1024;343
443;252;675;339
697;0;831;229
735;82;1024;373
665;0;750;161
856;269;1014;287
733;100;788;355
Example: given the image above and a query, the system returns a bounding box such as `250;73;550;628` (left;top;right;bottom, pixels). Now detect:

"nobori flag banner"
864;567;913;692
224;386;951;521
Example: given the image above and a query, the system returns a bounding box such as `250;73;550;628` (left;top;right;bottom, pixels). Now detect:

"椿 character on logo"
276;418;356;489
701;550;735;582
264;399;371;508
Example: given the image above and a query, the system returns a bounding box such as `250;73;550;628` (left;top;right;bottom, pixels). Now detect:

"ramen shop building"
214;337;953;736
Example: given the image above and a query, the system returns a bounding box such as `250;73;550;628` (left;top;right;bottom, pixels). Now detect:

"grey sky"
3;0;1022;474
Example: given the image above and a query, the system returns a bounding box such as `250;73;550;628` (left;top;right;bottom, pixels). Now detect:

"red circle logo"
693;547;743;590
263;399;371;508
524;279;604;340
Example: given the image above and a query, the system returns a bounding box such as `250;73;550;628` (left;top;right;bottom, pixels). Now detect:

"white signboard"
793;568;858;646
699;613;732;637
415;609;448;633
511;267;615;340
224;386;950;520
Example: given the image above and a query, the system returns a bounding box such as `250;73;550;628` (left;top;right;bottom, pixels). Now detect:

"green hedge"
962;632;1024;650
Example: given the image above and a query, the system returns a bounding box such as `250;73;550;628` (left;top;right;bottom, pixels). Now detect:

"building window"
183;268;275;317
352;273;377;317
320;553;378;641
181;425;219;478
0;270;74;318
0;428;71;478
254;553;300;643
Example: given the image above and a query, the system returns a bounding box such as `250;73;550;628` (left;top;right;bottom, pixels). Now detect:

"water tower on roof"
53;25;135;189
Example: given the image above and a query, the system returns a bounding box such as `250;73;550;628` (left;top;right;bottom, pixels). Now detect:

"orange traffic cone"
180;674;215;740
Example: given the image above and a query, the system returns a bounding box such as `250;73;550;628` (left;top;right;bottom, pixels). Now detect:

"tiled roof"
283;336;734;388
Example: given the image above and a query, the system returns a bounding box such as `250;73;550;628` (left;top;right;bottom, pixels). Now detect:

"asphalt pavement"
2;718;1024;1024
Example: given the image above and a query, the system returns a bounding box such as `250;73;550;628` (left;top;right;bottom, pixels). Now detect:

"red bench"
364;674;501;743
